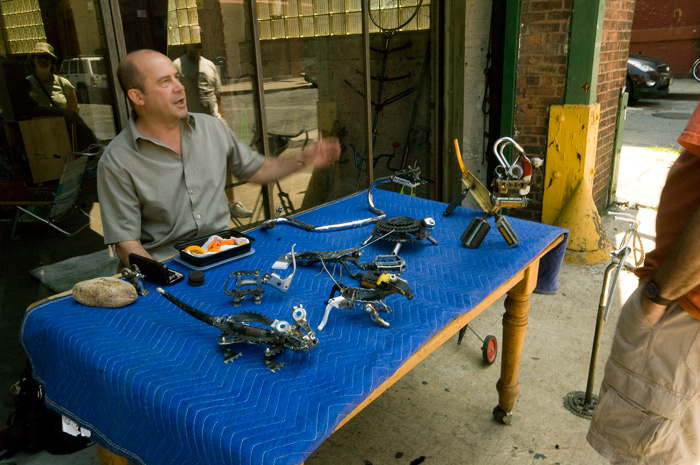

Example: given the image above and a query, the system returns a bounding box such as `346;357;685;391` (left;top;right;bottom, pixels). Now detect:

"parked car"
59;56;110;104
625;54;672;103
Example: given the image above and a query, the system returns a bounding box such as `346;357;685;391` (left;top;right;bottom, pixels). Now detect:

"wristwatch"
644;279;674;306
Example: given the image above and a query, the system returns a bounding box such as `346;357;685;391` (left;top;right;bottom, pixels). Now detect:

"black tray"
174;229;255;267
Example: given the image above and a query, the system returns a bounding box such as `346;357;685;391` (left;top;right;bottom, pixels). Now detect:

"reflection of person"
173;43;252;218
97;50;340;266
587;102;700;463
173;43;224;120
26;42;80;115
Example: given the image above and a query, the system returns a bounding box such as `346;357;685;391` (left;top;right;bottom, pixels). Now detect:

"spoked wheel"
692;59;700;83
481;335;498;365
368;0;427;33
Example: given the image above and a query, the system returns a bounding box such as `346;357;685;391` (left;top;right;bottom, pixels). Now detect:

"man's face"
135;53;187;122
33;54;52;70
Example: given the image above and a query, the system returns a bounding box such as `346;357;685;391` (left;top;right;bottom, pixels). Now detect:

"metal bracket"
265;245;297;292
224;270;265;305
121;265;149;296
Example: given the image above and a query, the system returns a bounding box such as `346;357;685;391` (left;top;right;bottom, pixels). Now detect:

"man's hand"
640;295;667;326
298;135;341;169
115;240;153;268
249;135;341;185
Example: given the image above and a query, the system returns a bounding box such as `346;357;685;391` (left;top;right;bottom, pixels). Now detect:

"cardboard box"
19;117;71;184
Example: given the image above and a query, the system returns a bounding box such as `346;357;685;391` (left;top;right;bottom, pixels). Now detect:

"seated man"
97;49;339;266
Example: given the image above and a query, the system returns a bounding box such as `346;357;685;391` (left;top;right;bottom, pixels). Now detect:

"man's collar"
127;113;195;146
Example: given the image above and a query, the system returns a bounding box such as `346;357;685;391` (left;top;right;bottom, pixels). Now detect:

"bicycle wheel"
368;0;427;33
692;59;700;82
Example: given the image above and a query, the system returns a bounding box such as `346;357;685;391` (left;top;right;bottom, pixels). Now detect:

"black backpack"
1;361;92;458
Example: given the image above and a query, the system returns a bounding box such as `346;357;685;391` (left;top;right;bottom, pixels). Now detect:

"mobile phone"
129;254;185;286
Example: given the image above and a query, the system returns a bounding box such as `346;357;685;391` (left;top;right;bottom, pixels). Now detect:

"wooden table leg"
96;444;131;465
493;260;540;424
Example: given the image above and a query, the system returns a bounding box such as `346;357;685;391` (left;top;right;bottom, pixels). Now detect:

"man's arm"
114;240;153;268
247;136;340;184
642;204;700;324
66;89;80;115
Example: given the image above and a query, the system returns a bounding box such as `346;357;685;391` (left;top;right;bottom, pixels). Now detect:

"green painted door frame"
499;0;520;139
565;0;606;104
439;0;467;202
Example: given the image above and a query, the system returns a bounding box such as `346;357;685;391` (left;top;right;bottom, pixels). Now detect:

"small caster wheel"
481;335;497;365
492;405;512;425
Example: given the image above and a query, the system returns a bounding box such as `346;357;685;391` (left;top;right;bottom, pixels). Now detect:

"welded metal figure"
156;288;318;371
260;166;424;232
318;271;413;330
273;247;406;277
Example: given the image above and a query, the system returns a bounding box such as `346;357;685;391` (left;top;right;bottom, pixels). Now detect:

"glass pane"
299;0;313;16
314;0;329;15
315;15;330;36
285;18;300;38
347;11;361;34
300;16;314;37
329;0;344;14
330;13;345;35
249;0;435;221
271;18;286;39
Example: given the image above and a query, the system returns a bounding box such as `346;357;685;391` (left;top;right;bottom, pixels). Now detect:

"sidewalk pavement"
221;75;313;95
668;77;700;99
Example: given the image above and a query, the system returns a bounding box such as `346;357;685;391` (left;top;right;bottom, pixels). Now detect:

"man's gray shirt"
97;113;264;259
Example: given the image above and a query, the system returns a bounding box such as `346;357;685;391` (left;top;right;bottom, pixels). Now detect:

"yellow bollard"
554;178;612;265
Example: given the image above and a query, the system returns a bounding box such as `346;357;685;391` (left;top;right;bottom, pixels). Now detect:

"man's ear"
127;88;144;106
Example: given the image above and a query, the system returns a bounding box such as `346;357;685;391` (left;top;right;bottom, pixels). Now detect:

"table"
21;190;566;465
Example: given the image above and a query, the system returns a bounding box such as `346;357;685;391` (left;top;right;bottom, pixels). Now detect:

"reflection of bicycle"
692;58;700;82
350;140;402;172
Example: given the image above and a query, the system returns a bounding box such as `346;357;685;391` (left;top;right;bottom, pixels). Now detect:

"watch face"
644;280;673;306
645;281;660;299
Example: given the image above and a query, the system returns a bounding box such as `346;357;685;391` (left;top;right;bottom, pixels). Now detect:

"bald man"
97;50;339;266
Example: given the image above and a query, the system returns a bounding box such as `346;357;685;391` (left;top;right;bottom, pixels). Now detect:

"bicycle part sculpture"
318;271;413;330
361;216;438;254
261;166;424;232
445;138;542;249
156;288;317;372
224;245;298;305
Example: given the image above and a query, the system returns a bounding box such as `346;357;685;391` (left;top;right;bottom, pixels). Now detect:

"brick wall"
512;0;634;220
513;0;572;221
593;0;635;208
630;0;700;76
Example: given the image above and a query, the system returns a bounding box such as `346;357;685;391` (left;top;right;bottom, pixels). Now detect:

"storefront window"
0;0;435;228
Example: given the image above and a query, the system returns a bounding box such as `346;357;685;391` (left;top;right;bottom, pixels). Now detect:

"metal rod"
247;0;274;219
584;262;617;406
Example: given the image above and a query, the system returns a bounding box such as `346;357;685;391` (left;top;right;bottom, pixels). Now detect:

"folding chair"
4;144;103;239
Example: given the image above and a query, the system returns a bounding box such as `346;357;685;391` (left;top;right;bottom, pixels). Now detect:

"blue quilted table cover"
21;190;567;465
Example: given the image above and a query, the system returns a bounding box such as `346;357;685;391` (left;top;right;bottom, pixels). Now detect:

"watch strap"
645;280;674;306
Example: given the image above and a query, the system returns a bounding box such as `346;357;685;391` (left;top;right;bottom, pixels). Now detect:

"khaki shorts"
587;285;700;464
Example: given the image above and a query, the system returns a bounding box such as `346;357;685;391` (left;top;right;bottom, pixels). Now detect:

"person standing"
173;42;225;120
173;42;252;218
26;42;80;115
587;101;700;464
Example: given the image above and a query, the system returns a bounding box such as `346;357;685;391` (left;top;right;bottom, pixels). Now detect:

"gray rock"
72;277;138;308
